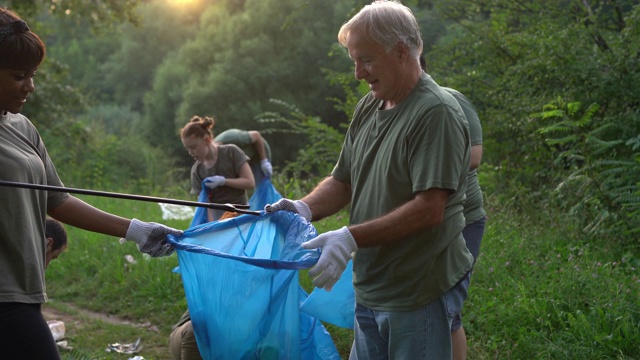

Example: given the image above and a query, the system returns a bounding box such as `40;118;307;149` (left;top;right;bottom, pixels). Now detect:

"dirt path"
42;302;138;327
42;301;168;359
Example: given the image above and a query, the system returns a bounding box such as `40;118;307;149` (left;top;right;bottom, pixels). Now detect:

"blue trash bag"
298;288;345;359
250;178;355;330
301;261;355;329
190;182;211;228
168;211;341;360
249;178;283;210
191;178;281;227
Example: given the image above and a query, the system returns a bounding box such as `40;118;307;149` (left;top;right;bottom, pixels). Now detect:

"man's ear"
396;41;409;58
46;237;53;248
394;41;410;62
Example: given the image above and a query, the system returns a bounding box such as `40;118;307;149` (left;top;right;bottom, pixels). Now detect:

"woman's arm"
248;130;268;161
222;162;255;190
47;196;130;237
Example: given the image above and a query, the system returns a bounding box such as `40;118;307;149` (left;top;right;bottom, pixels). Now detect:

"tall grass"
45;190;639;359
464;196;640;359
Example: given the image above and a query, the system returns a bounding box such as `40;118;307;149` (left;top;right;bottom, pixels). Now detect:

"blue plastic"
169;179;342;359
249;178;356;330
249;178;283;211
190;182;212;228
301;261;355;329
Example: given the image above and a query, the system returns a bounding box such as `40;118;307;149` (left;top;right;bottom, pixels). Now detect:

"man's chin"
371;91;388;102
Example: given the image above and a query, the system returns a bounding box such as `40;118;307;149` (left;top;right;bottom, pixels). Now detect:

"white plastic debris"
106;338;143;354
47;320;65;341
56;340;73;351
124;254;137;264
158;203;194;220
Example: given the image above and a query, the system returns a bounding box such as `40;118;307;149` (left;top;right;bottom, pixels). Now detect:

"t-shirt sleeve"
408;104;469;193
230;144;250;171
26;122;69;210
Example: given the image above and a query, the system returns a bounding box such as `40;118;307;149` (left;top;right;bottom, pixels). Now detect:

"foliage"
4;0;140;30
41;115;181;193
98;1;201;113
426;0;640;248
20;58;88;129
257;99;345;185
464;203;640;359
534;99;640;246
61;348;91;360
141;0;354;170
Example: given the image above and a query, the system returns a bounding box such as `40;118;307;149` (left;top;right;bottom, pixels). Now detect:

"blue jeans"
349;289;461;360
451;216;486;331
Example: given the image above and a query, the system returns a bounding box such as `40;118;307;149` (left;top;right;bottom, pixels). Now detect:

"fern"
62;348;92;360
535;99;640;247
256;99;344;183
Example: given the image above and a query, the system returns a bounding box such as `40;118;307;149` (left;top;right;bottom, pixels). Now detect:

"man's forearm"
302;176;351;221
348;188;449;248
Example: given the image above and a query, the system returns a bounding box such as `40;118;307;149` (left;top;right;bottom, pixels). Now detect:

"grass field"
44;193;640;359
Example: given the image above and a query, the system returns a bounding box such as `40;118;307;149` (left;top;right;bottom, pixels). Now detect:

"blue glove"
302;226;357;291
260;159;273;176
264;198;311;221
204;175;226;189
123;218;182;257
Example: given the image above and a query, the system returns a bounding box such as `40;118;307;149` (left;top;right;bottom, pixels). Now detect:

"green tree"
425;0;640;245
3;0;139;29
143;0;354;170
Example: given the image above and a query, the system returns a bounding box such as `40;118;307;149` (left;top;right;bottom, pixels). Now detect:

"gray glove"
124;218;182;257
264;198;312;221
302;226;357;291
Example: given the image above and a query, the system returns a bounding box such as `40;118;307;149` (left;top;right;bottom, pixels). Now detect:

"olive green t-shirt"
444;88;486;224
332;74;473;311
190;144;250;205
214;129;271;164
0;112;68;304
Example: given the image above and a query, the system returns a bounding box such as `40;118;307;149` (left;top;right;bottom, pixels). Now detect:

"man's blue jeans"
349;286;463;360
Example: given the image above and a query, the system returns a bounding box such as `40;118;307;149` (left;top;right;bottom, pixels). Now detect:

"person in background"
0;8;182;360
169;311;202;360
180;115;255;222
265;1;473;358
44;218;68;269
214;129;273;185
420;55;487;360
444;86;486;360
171;116;255;358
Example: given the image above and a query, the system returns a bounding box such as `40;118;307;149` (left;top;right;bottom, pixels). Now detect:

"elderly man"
266;1;473;358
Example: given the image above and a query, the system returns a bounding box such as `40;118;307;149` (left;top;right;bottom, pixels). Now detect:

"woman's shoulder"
2;112;36;130
218;143;244;155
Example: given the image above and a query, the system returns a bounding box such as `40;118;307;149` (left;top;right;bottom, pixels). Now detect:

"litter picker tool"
0;180;261;216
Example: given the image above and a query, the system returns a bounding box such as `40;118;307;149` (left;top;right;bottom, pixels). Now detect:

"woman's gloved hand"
122;218;182;257
260;159;273;176
204;176;226;189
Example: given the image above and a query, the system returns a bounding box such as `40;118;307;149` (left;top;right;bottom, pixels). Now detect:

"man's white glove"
260;159;273;176
123;219;182;257
264;198;311;222
302;226;357;291
204;175;226;189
